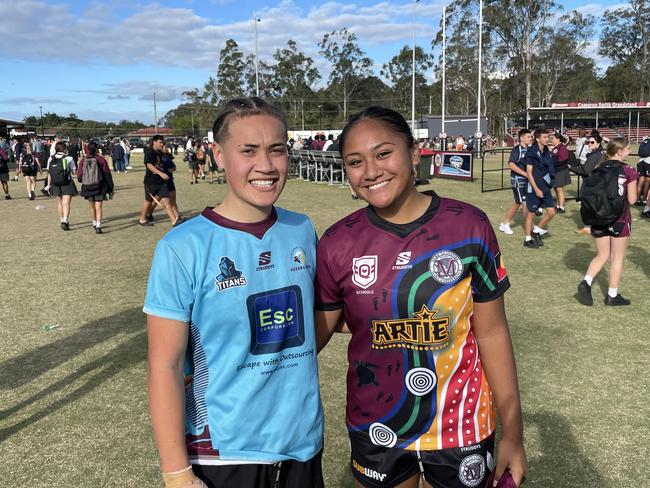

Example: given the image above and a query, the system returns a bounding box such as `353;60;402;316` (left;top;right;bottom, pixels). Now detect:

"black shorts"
350;431;494;488
145;182;170;202
591;221;631;238
637;161;650;177
188;161;199;170
51;182;78;197
510;176;527;204
192;449;324;488
85;193;106;202
167;179;176;192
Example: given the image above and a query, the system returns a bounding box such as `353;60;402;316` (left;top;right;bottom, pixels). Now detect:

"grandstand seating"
289;149;347;186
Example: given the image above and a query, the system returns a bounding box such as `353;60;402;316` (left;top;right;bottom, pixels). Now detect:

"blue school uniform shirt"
144;207;324;464
525;144;554;188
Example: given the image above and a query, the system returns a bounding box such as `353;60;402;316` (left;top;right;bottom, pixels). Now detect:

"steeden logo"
256;251;274;271
393;251;413;270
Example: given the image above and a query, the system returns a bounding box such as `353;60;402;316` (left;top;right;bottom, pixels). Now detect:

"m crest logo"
458;454;486;487
352;255;378;289
429;250;464;284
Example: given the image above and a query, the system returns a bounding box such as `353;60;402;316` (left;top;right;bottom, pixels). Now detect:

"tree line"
165;0;649;136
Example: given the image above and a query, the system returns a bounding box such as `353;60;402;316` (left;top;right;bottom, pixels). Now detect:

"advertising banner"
432;151;473;180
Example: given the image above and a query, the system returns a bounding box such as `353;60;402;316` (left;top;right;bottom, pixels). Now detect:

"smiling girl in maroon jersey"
315;107;526;488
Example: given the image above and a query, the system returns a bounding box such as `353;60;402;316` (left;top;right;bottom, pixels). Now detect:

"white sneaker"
499;223;513;235
533;225;548;235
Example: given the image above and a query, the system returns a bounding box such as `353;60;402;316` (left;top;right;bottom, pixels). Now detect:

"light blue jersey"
144;207;324;464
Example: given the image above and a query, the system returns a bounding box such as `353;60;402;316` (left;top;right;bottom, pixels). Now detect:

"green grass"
1;152;648;487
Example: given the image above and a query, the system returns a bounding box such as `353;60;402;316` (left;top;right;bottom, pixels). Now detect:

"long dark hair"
212;97;287;144
339;106;415;156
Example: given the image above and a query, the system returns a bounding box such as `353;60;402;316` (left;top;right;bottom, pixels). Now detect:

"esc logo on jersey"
352;255;377;289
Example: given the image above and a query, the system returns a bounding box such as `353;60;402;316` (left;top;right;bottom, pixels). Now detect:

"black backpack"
49;155;71;186
20;154;37;173
638;140;650;158
579;161;626;226
566;151;579;168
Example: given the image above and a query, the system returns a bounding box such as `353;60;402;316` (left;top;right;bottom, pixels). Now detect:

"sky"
1;0;627;124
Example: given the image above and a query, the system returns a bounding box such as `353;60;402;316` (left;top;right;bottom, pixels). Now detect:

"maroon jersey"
315;192;510;451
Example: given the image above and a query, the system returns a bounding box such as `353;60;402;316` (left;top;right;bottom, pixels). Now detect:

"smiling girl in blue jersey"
145;97;324;488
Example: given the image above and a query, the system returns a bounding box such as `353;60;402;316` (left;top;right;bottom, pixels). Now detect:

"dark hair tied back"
339;106;415;156
212;97;288;144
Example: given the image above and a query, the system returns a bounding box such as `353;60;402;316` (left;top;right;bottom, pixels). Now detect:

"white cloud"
2;0;444;71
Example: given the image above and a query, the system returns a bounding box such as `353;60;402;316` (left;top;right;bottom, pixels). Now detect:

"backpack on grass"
579;161;625;226
49;156;72;186
20;154;37;174
82;157;102;190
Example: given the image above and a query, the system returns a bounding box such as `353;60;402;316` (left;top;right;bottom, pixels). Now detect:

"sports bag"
20;154;37;173
579;161;625;226
82;157;103;190
49;156;71;186
638;139;650;158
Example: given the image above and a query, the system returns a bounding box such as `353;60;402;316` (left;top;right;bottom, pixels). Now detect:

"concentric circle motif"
405;367;437;396
368;422;397;448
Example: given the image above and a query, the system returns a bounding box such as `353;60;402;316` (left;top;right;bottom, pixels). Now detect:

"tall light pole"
253;12;261;97
441;5;446;135
411;0;420;136
476;0;483;135
39;105;44;137
318;105;323;130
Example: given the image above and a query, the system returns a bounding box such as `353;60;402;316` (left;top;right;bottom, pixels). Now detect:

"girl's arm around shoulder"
147;315;191;473
314;308;345;353
473;296;527;487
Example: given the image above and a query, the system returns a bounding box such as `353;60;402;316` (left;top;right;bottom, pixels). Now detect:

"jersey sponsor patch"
352;255;378;289
393;251;413;270
256;251;274;271
429;250;464;284
246;286;305;355
215;257;247;291
371;305;450;351
290;247;310;272
458;454;486;487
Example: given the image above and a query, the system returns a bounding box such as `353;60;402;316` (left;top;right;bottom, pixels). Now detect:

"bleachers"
289;149;347;186
510;126;649;143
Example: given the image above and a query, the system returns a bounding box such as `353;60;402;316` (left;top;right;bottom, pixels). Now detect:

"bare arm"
627;179;638;205
314;308;344;353
473;296;527;486
508;162;527;178
147;162;169;180
147;315;189;472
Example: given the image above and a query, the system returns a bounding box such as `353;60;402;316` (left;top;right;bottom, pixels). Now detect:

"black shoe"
173;217;186;227
41;188;49;196
556;206;566;214
532;232;544;247
535;208;543;216
604;294;630;306
61;222;70;231
523;238;539;249
634;200;644;207
29;192;35;200
576;280;593;306
146;214;154;222
139;220;154;226
95;226;103;234
190;181;194;185
4;195;10;200
641;211;650;219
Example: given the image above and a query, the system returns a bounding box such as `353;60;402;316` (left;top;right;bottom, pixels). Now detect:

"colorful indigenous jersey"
144;207;324;464
315;192;509;452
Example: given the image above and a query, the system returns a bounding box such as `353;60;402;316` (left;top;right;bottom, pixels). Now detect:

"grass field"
1;152;648;487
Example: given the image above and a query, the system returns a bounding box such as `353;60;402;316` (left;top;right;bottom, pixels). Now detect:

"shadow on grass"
626;244;650;279
563;241;609;297
0;307;146;443
526;412;608;487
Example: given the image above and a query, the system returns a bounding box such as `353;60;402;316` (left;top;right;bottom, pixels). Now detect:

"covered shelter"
0;118;26;139
505;102;650;144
